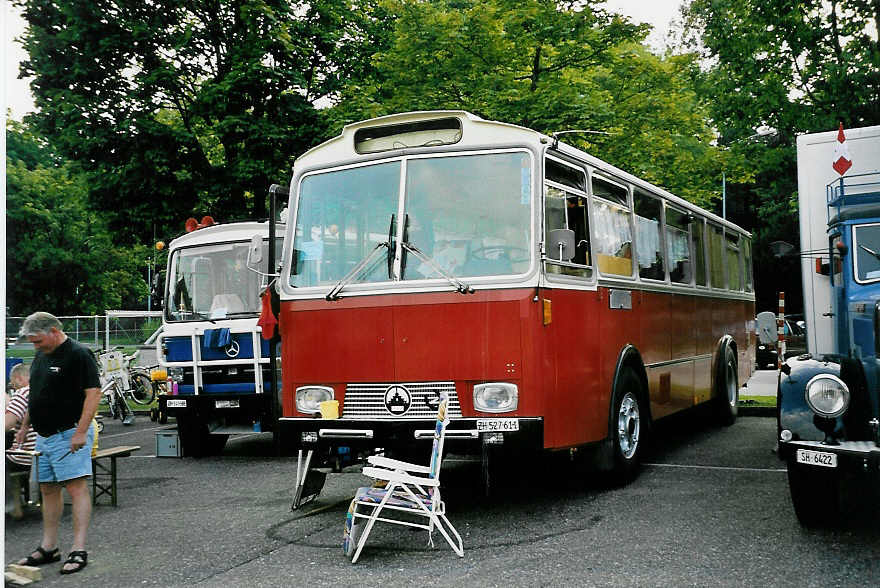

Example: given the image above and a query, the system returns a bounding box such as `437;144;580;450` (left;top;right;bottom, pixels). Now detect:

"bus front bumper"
278;416;543;454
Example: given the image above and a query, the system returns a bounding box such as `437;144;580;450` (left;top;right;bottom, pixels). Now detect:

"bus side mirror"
548;229;575;261
247;234;263;266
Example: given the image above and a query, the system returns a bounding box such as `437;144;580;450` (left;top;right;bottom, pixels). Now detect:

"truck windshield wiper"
401;240;474;294
860;244;880;261
326;214;396;301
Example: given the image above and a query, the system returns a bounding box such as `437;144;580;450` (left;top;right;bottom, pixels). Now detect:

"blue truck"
778;125;880;525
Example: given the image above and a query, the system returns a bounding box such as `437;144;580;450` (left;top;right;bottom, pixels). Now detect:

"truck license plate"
476;419;519;432
796;449;837;468
215;400;240;409
166;399;187;408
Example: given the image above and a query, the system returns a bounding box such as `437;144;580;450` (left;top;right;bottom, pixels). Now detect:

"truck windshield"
290;151;532;288
166;240;277;321
853;223;880;283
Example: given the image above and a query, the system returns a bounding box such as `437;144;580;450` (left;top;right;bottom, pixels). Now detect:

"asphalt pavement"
4;370;878;587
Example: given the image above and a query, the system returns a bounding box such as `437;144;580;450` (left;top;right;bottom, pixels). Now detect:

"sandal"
18;545;60;566
59;550;88;575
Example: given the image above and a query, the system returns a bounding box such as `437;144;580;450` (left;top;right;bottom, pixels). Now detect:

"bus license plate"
166;399;187;408
476;419;519;432
215;400;240;409
796;449;837;468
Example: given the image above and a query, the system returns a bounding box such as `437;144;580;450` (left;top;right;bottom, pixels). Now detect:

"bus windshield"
290;151;532;288
165;240;276;322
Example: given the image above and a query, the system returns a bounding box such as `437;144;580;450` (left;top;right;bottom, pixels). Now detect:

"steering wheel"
469;246;530;263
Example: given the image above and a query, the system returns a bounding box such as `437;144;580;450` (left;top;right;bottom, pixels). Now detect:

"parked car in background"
755;314;807;369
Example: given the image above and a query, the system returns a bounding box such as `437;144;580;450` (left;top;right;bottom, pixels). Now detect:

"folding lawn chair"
343;392;463;563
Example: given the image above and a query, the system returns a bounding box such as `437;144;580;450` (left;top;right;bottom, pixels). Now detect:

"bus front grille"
342;382;462;419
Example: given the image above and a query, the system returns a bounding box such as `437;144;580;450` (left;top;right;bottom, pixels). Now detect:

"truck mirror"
547;229;576;261
247;234;263;266
815;258;830;275
151;271;165;308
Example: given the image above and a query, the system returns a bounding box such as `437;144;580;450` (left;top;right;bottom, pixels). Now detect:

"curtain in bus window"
291;161;401;287
708;224;726;288
401;152;531;280
726;232;743;291
633;191;665;280
666;207;692;284
593;199;633;276
693;220;707;286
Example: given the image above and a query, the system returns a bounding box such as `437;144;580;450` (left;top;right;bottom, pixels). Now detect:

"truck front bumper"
779;439;880;476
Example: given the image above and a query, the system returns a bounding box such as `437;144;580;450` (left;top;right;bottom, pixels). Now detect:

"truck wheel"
787;461;840;527
608;368;646;485
715;345;739;426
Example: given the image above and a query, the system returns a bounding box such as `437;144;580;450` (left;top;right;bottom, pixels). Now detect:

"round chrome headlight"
804;374;849;418
296;386;334;414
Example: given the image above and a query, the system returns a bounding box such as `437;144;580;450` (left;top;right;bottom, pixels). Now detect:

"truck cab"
156;219;283;456
779;170;880;525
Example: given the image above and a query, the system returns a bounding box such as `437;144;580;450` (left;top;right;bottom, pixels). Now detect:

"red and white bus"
277;111;754;486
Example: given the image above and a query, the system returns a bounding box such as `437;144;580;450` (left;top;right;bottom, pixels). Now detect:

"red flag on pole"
832;123;853;175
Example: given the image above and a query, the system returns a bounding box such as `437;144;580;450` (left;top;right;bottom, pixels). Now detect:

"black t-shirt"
28;338;101;437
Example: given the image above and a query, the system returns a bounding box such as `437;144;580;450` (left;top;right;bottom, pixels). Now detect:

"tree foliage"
14;0;383;243
6;119;148;315
328;0;732;208
683;0;880;312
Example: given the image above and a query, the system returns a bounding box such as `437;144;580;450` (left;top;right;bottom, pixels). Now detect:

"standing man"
15;312;101;575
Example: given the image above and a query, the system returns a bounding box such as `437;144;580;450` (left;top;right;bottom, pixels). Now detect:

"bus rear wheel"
609;368;645;485
715;345;739;426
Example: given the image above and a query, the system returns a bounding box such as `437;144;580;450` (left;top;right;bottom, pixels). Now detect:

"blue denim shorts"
35;425;94;484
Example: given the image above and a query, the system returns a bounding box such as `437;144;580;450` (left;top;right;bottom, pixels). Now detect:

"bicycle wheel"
129;370;156;405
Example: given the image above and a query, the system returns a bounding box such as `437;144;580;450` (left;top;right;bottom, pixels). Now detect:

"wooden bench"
5;449;41;517
92;445;140;506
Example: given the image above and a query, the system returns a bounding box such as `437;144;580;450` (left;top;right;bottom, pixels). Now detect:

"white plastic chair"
343;393;463;563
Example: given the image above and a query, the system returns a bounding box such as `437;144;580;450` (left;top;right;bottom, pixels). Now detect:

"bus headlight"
473;383;518;413
804;374;849;418
296;386;334;414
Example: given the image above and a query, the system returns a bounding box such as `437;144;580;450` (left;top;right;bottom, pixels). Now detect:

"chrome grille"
342;382;462;419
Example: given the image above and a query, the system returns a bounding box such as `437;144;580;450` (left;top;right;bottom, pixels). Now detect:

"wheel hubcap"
617;392;640;459
726;360;737;407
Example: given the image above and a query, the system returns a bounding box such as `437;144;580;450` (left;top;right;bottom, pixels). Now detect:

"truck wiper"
401;240;474;294
860;244;880;261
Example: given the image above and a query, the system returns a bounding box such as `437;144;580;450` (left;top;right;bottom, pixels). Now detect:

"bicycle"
95;348;151;426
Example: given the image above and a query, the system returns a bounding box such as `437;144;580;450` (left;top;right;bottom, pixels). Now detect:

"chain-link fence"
6;311;162;352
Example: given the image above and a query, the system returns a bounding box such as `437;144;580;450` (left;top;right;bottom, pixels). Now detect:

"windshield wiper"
860;244;880;261
326;215;395;301
401;240;474;294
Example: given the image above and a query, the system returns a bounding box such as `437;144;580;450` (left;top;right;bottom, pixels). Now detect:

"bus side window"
725;230;743;291
544;158;591;278
591;175;633;277
707;223;726;289
742;236;753;292
666;206;693;284
633;190;665;281
692;218;708;286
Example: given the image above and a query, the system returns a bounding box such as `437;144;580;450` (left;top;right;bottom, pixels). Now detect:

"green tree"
6;119;148;315
683;0;880;312
328;0;734;208
13;0;382;243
